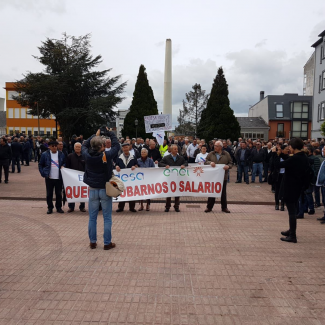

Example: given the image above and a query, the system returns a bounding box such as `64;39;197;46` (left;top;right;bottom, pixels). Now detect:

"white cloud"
0;0;66;13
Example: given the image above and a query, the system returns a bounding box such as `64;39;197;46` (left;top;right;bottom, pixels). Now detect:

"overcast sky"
1;0;325;126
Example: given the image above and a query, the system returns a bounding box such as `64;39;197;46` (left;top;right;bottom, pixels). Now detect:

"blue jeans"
238;161;249;183
252;163;263;183
88;189;112;245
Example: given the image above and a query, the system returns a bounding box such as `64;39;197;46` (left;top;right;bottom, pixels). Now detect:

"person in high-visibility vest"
159;139;168;157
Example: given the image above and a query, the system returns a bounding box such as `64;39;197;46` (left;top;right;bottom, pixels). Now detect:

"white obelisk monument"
163;39;172;116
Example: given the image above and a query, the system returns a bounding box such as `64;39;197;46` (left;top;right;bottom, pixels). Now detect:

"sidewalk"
0;163;275;204
0;198;325;324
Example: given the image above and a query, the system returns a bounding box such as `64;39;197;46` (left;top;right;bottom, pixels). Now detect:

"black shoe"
280;236;297;243
280;205;285;211
251;181;255;183
308;210;315;215
235;181;242;183
271;190;275;193
4;181;8;184
175;208;180;212
263;179;268;182
129;209;137;212
116;209;124;213
281;230;290;236
246;182;249;185
165;208;169;212
47;209;53;214
0;180;2;183
296;215;304;219
315;204;321;208
317;216;325;221
275;205;279;210
57;209;64;213
18;171;21;173
321;220;325;224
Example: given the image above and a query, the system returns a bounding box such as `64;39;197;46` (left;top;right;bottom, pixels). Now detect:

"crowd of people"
1;130;325;247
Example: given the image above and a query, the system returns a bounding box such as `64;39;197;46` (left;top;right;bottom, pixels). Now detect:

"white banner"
61;165;225;203
144;114;172;132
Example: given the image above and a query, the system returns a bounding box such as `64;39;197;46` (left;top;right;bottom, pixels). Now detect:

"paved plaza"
1;164;325;324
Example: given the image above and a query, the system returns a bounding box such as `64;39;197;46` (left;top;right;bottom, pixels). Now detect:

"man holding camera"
82;127;119;250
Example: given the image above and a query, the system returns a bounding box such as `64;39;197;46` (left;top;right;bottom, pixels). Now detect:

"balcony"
276;131;286;138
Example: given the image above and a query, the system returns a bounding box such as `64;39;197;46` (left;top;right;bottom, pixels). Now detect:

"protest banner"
144;114;172;133
61;165;225;203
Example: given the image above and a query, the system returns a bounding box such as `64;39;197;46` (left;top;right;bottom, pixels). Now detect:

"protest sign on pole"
61;165;225;203
144;114;172;133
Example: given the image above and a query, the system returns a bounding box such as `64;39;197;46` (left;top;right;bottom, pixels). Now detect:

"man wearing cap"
39;139;66;214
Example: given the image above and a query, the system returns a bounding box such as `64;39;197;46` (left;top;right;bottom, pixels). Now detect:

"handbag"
106;174;125;198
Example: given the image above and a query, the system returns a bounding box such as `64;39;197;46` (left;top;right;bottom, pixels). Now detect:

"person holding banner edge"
82;128;119;250
204;141;233;213
158;144;188;212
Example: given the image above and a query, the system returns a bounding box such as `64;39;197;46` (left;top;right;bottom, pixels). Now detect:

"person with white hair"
204;141;233;213
137;148;155;211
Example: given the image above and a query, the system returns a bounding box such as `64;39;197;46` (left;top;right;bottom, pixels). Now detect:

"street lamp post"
135;118;138;138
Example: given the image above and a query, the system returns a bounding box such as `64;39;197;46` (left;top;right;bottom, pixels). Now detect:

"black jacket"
158;154;188;167
264;147;273;163
11;142;23;157
0;144;12;160
66;152;85;172
236;148;251;164
147;148;162;162
274;152;309;203
250;148;266;163
82;132;119;189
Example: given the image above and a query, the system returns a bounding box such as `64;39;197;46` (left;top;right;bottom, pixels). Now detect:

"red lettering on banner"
81;186;87;198
179;181;184;192
155;183;162;194
134;186;141;196
211;182;214;193
66;186;72;198
185;181;191;192
148;184;155;195
205;182;211;193
120;191;126;198
73;186;80;198
170;181;176;193
162;182;168;193
140;185;148;196
198;182;204;193
127;187;133;197
215;182;222;193
191;182;198;193
88;187;90;197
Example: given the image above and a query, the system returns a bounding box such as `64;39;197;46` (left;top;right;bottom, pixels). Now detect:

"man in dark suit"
158;144;188;212
263;142;273;182
11;138;23;173
235;142;251;184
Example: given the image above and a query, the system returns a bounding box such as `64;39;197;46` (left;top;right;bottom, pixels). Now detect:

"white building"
0;98;6;135
116;109;129;138
303;53;315;96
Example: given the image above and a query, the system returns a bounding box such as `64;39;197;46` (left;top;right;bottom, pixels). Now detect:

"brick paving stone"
1;169;325;324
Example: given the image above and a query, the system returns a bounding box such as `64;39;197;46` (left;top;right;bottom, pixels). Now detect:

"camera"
100;126;111;137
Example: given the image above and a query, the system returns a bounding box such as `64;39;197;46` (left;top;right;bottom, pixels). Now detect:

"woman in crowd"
137;148;155;211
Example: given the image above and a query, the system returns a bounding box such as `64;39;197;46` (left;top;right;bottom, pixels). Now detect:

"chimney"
260;91;264;101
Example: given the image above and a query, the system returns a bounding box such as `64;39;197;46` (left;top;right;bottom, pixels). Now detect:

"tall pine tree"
122;65;158;138
198;67;240;141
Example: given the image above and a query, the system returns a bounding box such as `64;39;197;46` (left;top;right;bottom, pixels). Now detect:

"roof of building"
237;117;269;129
0;111;6;128
311;30;325;48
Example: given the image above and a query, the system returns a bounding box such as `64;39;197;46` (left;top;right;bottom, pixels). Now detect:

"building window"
276;104;283;118
14;108;20;118
34;130;38;136
8;108;13;118
320;102;325;122
21;108;26;119
9;127;13;136
322;71;325;90
8;91;19;100
27;109;32;119
291;102;309;119
277;123;284;137
292;121;308;138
